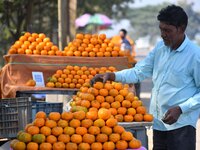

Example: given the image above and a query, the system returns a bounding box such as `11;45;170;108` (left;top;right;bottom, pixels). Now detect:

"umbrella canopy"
76;13;112;28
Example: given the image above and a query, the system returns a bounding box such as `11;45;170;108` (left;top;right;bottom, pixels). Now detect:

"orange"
81;100;90;108
73;110;86;120
91;142;103;150
88;87;99;96
105;96;114;103
57;119;68;128
109;89;119;97
33;118;45;127
136;106;147;114
58;134;70;143
103;142;115;150
116;140;128;150
132;100;142;108
119;89;129;97
98;108;111;120
93;82;104;90
88;126;100;135
129;139;142;149
90;101;100;109
111;51;119;57
115;95;124;102
13;141;26;150
106;118;117;127
104;83;113;90
101;102;110;109
63;126;75;135
125;92;135;102
89;107;98;112
39;143;52;150
99;34;106;40
109;108;117;116
93;119;105;127
45;119;57;128
70;134;82;144
48;112;61;121
81;119;93;128
134;114;143;122
117;107;127;115
115;114;124;122
69;119;81;128
66;143;77;150
96;134;108;143
104;51;111;57
51;127;63;136
40;126;51;136
96;95;105;103
26;142;38;150
143;114;154;122
113;125;125;134
121;131;134;141
53;142;65;150
86;111;98;120
114;83;123;90
122;100;132;108
109;133;121;143
76;33;84;39
82;134;95;144
111;101;121;109
78;143;90;150
100;126;112;135
127;108;136;116
99;89;109;96
75;127;87;135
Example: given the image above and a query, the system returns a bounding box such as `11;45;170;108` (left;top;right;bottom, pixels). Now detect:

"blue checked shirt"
115;36;200;131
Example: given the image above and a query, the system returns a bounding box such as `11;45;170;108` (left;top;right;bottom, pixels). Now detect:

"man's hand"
90;72;115;86
162;106;182;125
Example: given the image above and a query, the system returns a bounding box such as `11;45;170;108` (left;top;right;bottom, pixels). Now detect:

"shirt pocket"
165;71;187;88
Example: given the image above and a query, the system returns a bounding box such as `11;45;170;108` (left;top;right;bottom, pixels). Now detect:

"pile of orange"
46;65;117;89
63;33;125;57
11;110;142;150
8;32;62;56
72;82;153;122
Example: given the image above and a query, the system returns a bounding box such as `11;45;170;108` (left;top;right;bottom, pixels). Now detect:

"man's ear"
179;25;186;33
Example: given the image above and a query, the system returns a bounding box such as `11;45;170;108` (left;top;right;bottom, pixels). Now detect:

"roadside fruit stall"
0;32;152;149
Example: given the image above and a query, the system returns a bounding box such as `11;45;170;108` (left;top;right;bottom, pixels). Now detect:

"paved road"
135;48;200;150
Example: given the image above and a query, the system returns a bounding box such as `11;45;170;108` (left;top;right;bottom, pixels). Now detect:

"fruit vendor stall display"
63;33;125;57
46;65;117;89
10;110;143;150
71;82;153;123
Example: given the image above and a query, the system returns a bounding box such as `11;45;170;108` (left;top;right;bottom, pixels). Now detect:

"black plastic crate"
0;97;32;139
32;102;63;121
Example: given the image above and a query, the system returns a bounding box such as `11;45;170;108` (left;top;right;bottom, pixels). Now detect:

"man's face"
159;22;184;50
119;31;125;39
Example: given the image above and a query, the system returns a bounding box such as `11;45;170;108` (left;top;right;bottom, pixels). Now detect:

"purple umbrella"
75;13;112;28
75;13;91;27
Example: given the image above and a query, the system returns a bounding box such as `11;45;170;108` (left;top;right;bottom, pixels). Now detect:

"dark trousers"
153;125;196;150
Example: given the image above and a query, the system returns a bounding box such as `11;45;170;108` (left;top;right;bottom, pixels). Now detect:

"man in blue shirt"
91;5;200;150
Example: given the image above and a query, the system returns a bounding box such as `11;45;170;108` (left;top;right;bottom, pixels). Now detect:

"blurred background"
0;0;200;67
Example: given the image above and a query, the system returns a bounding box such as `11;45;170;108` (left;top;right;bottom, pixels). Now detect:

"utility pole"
58;0;77;50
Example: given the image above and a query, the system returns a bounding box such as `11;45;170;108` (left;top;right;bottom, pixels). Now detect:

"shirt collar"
174;35;189;52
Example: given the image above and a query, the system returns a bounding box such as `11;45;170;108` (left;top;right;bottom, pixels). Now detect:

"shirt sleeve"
179;55;200;113
115;45;157;84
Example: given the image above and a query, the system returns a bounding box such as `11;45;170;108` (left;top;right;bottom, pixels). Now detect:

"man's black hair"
120;29;127;36
157;5;188;30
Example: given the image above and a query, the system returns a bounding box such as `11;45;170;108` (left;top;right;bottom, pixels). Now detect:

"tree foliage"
77;0;135;17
